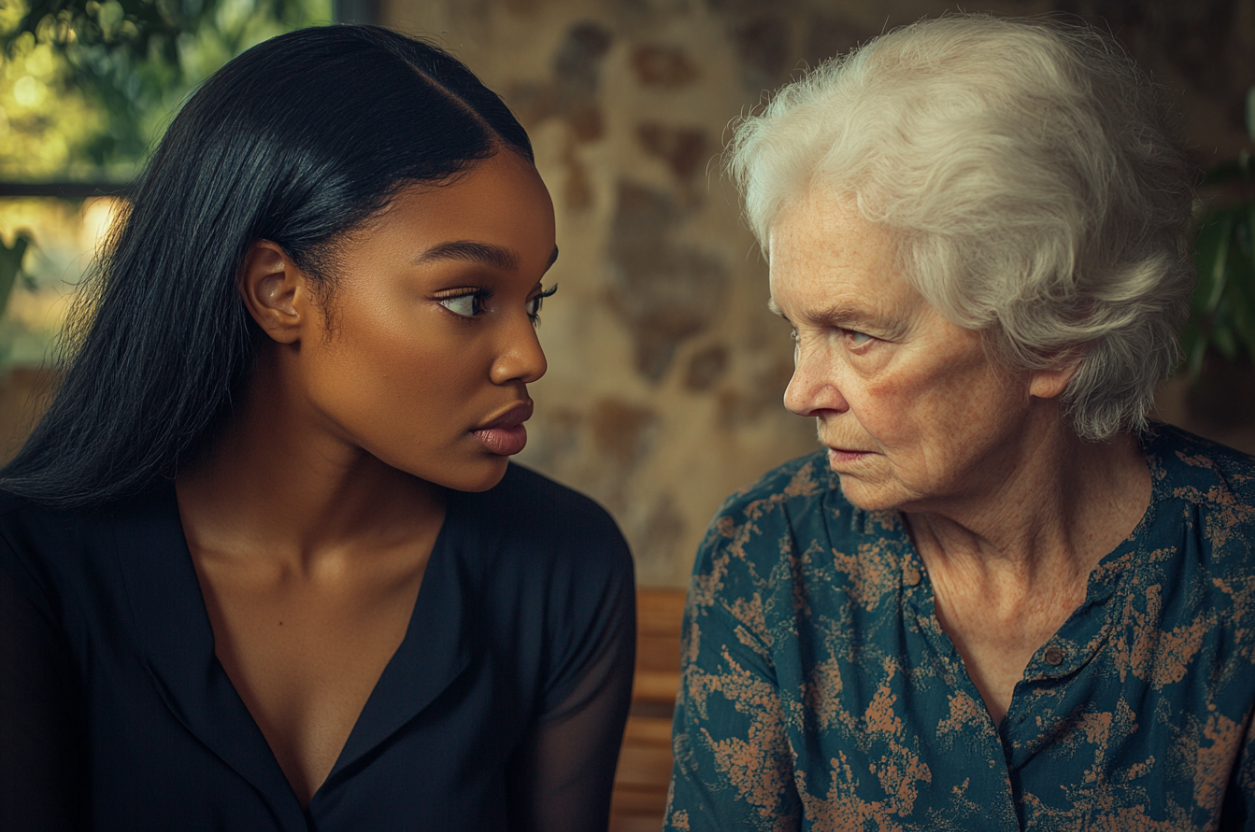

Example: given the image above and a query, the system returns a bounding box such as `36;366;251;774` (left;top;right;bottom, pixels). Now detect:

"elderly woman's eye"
848;330;873;345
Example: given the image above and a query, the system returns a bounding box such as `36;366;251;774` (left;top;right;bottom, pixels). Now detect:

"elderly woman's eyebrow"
811;301;877;328
414;241;560;271
769;296;884;330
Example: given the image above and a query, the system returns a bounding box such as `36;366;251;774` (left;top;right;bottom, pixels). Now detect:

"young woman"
0;26;634;831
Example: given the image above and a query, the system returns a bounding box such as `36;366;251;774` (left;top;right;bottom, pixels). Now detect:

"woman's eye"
438;293;483;318
527;284;558;325
848;330;873;346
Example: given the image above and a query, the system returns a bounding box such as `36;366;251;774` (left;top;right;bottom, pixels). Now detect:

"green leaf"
1201;160;1249;187
1179;315;1204;377
1193;211;1236;314
1227;214;1255;362
1213;322;1239;359
0;232;32;319
1246;202;1255;274
1247;85;1255;144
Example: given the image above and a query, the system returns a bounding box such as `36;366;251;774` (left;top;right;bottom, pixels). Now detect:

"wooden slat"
636;632;682;673
612;588;685;831
636;588;686;635
610;785;670;814
632;669;680;706
610;815;672;832
623;715;673;745
615;741;674;787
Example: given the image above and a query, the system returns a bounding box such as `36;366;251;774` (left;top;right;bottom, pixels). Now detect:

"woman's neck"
175;352;445;572
904;420;1151;589
903;420;1151;726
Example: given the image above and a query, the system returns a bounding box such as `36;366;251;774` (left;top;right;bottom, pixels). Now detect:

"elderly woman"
665;14;1255;831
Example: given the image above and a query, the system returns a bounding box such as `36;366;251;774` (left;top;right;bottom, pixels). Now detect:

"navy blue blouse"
0;462;635;831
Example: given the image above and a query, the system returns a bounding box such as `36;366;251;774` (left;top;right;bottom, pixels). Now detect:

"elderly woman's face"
768;191;1039;513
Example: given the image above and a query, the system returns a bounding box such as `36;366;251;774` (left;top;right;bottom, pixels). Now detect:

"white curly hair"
728;13;1196;441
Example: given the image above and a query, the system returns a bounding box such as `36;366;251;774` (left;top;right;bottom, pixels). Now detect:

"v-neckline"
111;484;472;822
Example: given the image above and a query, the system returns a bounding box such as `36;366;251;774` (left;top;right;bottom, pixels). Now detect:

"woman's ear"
238;240;310;344
1028;351;1084;400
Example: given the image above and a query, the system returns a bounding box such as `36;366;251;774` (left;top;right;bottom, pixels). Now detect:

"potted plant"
1179;88;1255;431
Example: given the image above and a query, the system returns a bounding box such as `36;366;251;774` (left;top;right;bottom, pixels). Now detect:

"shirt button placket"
903;563;921;587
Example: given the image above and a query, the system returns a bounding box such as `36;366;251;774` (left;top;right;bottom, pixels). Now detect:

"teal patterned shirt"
665;425;1255;831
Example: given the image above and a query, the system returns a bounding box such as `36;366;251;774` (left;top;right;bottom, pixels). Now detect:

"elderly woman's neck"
905;425;1151;582
903;423;1151;726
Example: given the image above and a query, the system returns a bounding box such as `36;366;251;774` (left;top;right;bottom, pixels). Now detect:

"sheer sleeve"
0;558;88;831
505;554;636;832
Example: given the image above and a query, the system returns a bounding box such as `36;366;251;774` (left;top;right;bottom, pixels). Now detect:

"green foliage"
0;0;331;175
0;228;30;315
0;227;32;365
1182;143;1255;376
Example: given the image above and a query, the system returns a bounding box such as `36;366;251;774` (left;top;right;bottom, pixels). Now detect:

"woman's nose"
783;344;847;417
490;317;548;385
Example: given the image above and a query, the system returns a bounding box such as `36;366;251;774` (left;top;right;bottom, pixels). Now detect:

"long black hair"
1;25;534;508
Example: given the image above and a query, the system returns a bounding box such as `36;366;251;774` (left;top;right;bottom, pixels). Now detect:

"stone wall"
381;0;1255;587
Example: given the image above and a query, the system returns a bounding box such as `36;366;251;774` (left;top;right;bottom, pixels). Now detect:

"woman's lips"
472;402;533;456
828;447;872;466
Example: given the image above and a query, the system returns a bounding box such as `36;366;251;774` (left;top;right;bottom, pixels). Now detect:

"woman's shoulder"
0;489;113;567
690;450;900;599
0;487;147;621
0;486;170;547
1145;421;1255;479
456;463;633;584
701;449;874;553
483;462;626;543
1137;425;1255;597
711;449;842;523
1143;423;1255;529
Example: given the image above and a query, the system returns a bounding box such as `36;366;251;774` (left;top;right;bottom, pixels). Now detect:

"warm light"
80;197;124;257
13;75;45;108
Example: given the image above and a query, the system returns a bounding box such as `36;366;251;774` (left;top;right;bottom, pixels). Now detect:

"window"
0;0;339;369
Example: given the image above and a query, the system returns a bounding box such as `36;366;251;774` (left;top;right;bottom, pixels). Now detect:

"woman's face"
768;189;1041;513
288;151;557;492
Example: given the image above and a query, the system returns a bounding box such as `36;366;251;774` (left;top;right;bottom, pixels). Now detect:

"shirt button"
1044;647;1065;666
903;564;921;586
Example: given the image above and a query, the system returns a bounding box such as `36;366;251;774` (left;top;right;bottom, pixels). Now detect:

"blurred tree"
0;0;332;179
0;0;330;371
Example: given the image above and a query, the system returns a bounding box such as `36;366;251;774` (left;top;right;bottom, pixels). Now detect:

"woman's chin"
437;455;512;493
835;475;905;513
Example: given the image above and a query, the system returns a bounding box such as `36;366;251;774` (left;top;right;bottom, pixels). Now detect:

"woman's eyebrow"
414;241;560;271
767;297;871;326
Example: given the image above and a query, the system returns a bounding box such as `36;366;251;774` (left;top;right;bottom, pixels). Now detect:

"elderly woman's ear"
1028;353;1084;400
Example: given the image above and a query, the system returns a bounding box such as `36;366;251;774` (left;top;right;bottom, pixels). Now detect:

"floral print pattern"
666;425;1255;831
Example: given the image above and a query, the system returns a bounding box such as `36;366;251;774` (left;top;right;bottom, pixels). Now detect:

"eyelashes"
436;289;490;318
435;283;559;325
527;284;558;325
789;326;877;348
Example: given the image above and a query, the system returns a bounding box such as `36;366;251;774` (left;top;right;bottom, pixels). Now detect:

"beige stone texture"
380;0;1255;586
